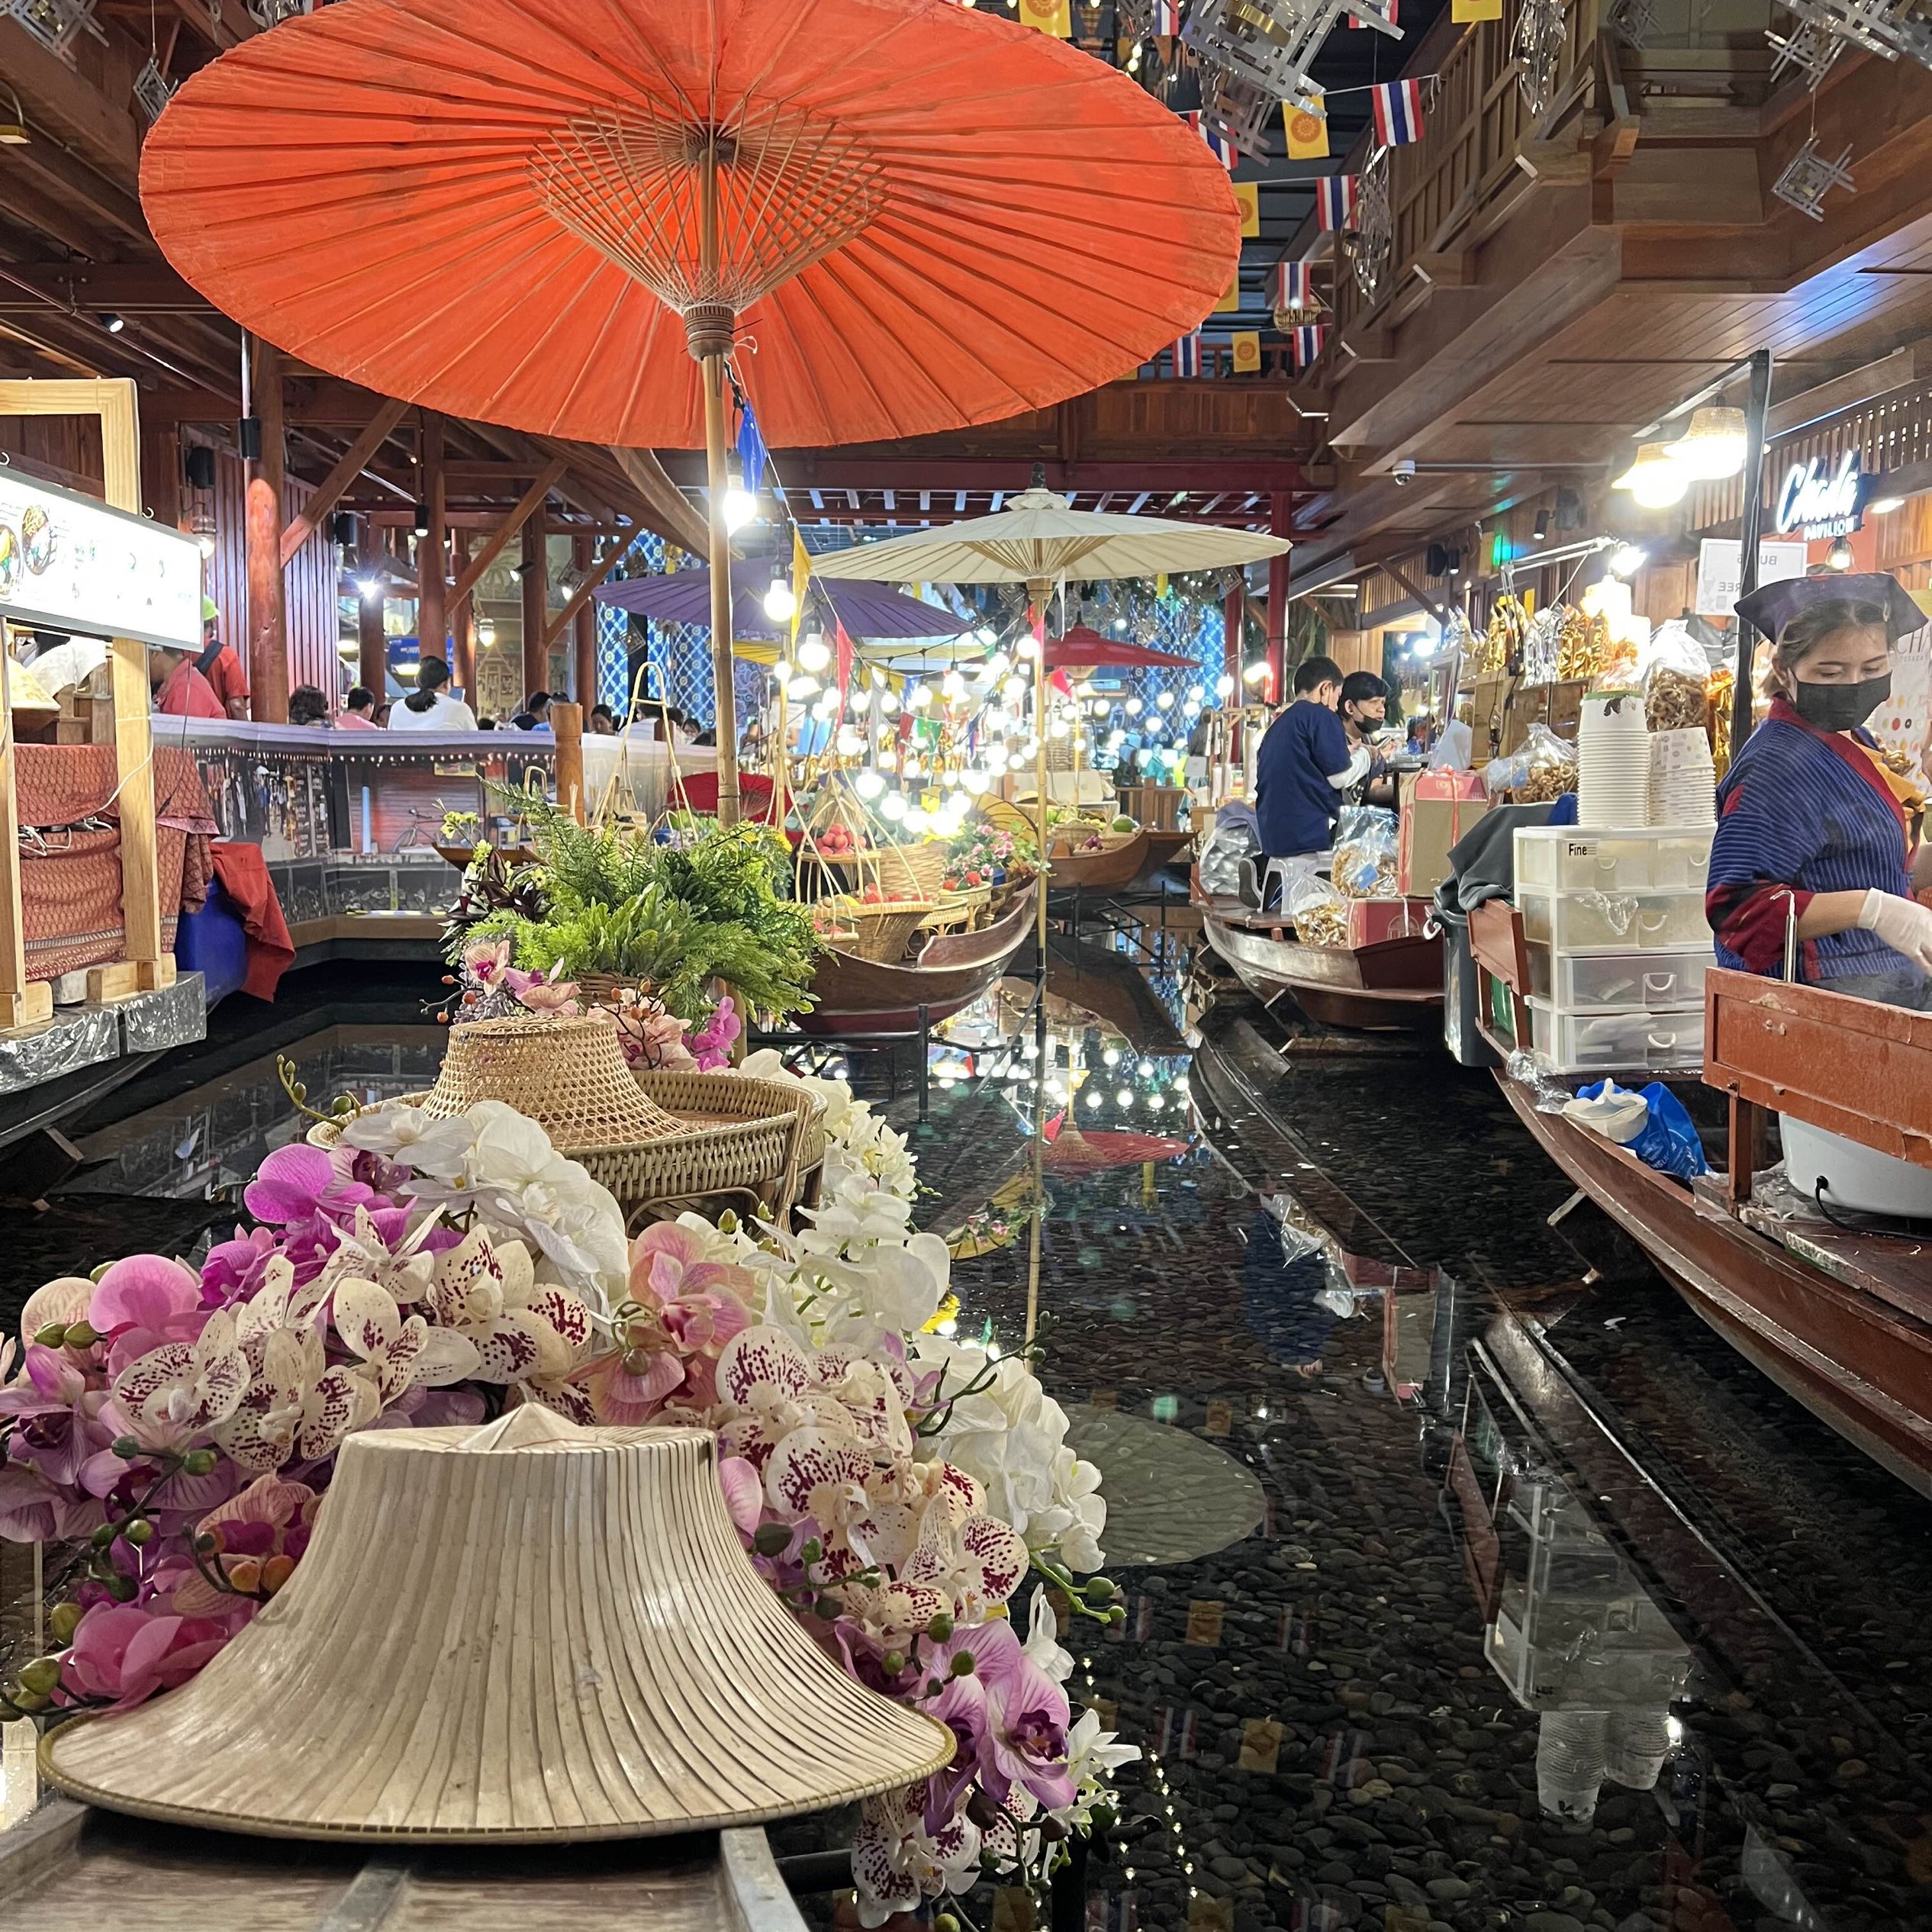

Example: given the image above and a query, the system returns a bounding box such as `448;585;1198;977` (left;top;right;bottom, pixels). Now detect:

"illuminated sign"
1775;450;1866;541
0;469;200;651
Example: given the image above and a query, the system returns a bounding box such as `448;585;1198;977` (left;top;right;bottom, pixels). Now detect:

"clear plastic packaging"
1641;621;1712;735
1285;868;1351;948
1518;723;1579;804
1199;816;1260;897
1331;804;1399;899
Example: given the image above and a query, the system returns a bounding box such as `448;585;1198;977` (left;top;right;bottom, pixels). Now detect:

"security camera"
1392;459;1416;485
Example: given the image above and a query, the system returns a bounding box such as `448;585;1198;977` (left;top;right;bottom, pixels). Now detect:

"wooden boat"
0;1800;809;1930
1495;1072;1932;1499
1198;892;1443;1031
1046;829;1150;892
1473;902;1932;1497
1135;828;1194;880
798;881;1038;1035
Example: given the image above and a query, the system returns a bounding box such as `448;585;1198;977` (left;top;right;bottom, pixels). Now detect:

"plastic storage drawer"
1514;826;1713;894
1517;885;1711;953
1526;943;1712;1011
1526;998;1705;1073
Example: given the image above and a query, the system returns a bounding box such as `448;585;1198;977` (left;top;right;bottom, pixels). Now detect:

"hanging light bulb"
797;633;832;674
774;658;794;683
964;769;990;795
787;676;819;700
836;726;865;755
1241;660;1269;685
986;745;1009;772
1187;685;1205;704
721;464;758;533
1216;673;1235;699
880;791;908;822
762;576;797;623
1125;697;1144;716
909;683;932;708
988;650;1012;678
881;691;900;715
1048;718;1070;740
942;671;967;700
855;768;887;800
1156;691;1174;710
1016;636;1040;659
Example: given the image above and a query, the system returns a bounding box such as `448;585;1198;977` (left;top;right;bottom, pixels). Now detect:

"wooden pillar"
1266;491;1291;700
246;336;289;723
572;533;597;705
417;413;446;671
357;531;387;700
448;531;473;697
552;700;584;823
520;520;548;703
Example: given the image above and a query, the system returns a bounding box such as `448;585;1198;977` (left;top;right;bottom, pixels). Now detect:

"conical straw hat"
42;1412;955;1841
421;1013;682;1150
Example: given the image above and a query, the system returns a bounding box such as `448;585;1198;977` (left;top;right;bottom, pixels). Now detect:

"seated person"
1254;655;1371;888
1709;572;1932;1008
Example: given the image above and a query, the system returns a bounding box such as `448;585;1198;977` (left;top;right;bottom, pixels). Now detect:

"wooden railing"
1325;0;1605;342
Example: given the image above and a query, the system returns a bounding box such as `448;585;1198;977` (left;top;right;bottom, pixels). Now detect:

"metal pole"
1732;346;1775;759
1031;578;1051;984
698;139;741;828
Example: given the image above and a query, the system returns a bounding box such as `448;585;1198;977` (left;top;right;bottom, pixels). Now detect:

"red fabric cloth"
671;770;780;820
15;747;215;980
210;841;296;1001
156;662;226;718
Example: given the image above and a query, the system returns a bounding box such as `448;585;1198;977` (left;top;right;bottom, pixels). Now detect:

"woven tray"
311;1072;826;1230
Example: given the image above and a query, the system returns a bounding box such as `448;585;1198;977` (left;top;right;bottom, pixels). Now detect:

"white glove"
1857;888;1932;971
1328;745;1373;791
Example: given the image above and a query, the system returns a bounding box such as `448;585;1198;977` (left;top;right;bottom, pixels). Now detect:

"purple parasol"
594;561;972;641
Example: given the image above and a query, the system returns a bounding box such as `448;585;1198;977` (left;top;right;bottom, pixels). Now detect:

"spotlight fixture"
1532;508;1550;543
357;577;382;601
329;510;359;548
412;501;430;536
239;415;262;462
1868;494;1906;516
1827;535;1854;571
99;312;124;334
1425;542;1449;578
1445;547;1462;577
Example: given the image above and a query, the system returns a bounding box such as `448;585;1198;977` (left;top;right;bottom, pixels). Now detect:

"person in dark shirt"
512;691;552;731
1254;655;1370;865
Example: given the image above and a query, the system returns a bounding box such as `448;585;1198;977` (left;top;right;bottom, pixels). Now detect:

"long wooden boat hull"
1200;903;1442;1032
799;884;1038;1035
1496;1072;1932;1498
1135;829;1194;880
1047;831;1151;892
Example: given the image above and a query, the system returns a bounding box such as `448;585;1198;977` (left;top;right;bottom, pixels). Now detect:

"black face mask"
1790;672;1890;733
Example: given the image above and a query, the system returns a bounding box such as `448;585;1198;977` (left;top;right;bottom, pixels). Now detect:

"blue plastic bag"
1567;1078;1708;1179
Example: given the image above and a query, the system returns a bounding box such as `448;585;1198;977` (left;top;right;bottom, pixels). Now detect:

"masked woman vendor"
1708;574;1932;1007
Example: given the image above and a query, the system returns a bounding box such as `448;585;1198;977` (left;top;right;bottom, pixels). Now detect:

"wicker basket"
575;971;650;1005
815;895;933;962
920;883;993;935
313;1062;826;1230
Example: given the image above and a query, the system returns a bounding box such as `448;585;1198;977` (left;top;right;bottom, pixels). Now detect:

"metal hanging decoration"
1770;132;1856;218
1347;148;1393;300
4;0;105;61
132;54;175;121
1605;0;1658;46
243;0;308;24
1514;0;1569;118
1183;0;1401;117
1200;69;1280;156
1763;0;1932;84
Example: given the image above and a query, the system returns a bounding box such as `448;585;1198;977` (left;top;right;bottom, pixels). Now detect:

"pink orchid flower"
919;1619;1075;1824
243;1143;375;1228
462;936;511;987
688;995;740;1072
506;963;581;1017
58;1602;232;1712
89;1254;204;1377
0;1344;113;1489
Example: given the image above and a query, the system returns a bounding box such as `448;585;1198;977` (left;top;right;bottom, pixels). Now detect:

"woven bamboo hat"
421;1013;681;1150
43;1412;955;1841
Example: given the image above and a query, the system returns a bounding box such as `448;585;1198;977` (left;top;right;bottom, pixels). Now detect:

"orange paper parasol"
139;0;1239;824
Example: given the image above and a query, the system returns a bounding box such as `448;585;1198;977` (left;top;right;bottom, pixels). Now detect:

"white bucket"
1781;1115;1932;1219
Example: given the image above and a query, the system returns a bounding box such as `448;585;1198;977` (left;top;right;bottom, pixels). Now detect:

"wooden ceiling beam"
0;261;210;311
446;459;567;612
2;134;146;245
597;443;709;552
280;396;411;565
0;23;141;178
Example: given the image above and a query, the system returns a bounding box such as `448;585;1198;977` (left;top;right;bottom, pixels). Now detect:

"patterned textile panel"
14;748;216;980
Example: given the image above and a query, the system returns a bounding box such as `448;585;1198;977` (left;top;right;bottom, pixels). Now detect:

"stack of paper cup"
1648;727;1718;826
1576;691;1651;828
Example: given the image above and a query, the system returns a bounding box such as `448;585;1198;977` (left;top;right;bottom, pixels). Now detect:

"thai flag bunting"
1274;260;1312;309
1173;332;1201;377
1348;0;1397;24
1315;175;1357;230
1152;0;1182;27
1292;324;1326;369
1371;79;1425;146
1186;109;1237;170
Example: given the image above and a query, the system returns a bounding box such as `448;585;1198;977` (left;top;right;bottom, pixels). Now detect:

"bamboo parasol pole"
1029;577;1052;984
697;139;741;829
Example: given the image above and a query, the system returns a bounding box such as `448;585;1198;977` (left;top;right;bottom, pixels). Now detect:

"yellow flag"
1451;0;1502;19
1017;0;1072;32
788;529;811;652
1284;98;1330;161
1233;180;1260;237
1231;331;1261;374
1215;276;1241;314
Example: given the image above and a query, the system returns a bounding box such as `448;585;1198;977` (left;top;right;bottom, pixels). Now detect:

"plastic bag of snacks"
1641;622;1712;734
1285;868;1351;948
1199;815;1260;897
1331;805;1399;899
1518;723;1579;803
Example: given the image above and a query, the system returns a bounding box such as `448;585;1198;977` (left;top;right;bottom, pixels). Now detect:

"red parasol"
140;0;1237;830
1044;625;1198;671
1041;1114;1190;1170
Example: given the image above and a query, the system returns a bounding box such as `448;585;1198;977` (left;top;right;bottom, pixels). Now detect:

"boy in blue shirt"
1255;655;1370;871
